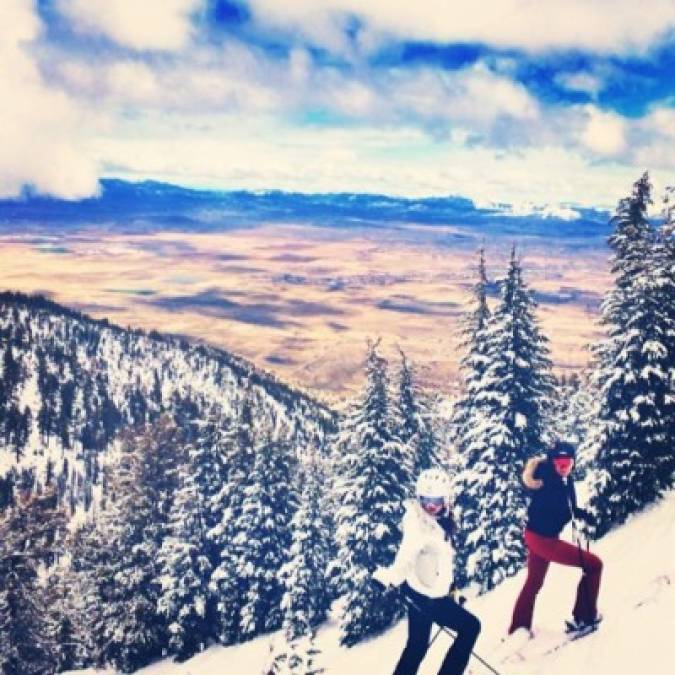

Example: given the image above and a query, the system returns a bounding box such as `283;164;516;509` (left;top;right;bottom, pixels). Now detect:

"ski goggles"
419;496;445;508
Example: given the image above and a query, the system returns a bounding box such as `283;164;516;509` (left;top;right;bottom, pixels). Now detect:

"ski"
541;623;599;656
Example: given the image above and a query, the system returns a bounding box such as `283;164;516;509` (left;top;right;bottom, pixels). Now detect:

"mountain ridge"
0;178;612;242
0;291;337;510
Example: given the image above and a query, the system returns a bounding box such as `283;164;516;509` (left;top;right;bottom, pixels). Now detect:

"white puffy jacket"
381;499;454;599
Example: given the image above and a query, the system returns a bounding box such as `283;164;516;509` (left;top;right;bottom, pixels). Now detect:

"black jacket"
524;459;583;537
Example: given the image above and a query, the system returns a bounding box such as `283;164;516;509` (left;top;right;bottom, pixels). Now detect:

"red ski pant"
509;529;603;633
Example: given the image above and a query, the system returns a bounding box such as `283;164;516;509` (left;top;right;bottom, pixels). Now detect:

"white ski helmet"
415;468;451;500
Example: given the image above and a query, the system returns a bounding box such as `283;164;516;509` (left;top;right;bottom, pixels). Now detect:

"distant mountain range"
0;179;612;244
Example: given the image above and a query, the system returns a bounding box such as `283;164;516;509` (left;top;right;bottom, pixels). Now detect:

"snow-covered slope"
68;490;674;675
0;292;335;506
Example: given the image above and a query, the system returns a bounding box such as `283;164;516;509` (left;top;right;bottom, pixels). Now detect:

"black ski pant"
393;584;481;675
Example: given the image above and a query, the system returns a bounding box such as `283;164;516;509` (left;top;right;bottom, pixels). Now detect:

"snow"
64;490;675;675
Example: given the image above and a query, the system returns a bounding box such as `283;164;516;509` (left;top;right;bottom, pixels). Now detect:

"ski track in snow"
65;491;675;675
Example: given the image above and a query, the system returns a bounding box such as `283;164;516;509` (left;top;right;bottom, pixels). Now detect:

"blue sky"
3;0;675;210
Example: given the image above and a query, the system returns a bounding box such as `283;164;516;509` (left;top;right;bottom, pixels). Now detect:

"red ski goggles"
553;457;574;471
419;496;445;509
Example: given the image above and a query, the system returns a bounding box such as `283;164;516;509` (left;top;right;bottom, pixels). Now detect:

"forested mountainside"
0;291;336;510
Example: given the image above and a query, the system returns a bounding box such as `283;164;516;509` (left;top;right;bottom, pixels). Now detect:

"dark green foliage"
333;341;411;645
0;490;67;675
74;417;183;673
396;349;440;478
209;393;260;645
454;248;554;591
156;424;230;661
281;455;332;643
588;174;675;537
238;434;298;640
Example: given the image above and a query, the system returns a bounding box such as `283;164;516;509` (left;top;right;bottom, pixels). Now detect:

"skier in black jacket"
509;440;603;636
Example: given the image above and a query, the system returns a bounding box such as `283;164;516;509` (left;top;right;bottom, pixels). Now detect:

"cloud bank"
0;0;98;199
1;0;674;207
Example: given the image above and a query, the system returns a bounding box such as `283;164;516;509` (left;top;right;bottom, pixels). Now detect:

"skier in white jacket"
373;468;481;675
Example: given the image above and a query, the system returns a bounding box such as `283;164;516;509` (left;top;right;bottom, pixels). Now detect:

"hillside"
66;490;673;675
0;291;336;508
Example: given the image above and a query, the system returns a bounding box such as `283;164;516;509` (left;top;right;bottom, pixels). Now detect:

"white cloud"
106;61;161;103
642;107;675;138
555;71;604;96
84;109;659;210
247;0;675;54
55;0;201;51
448;64;539;122
9;0;675;207
0;0;98;198
580;106;627;156
50;40;540;130
53;44;283;113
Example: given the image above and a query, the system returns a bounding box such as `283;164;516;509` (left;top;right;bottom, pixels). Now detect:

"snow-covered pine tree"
76;416;182;672
651;188;675;488
452;247;492;456
552;372;596;478
190;419;232;547
452;248;493;589
209;388;266;645
66;518;104;668
395;349;440;479
156;436;217;661
286;634;326;675
454;248;554;591
264;633;325;675
332;340;411;645
280;453;332;644
43;562;89;673
0;489;67;675
238;429;298;641
588;174;675;536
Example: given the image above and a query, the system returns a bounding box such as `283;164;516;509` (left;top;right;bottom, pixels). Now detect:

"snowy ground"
67;490;674;675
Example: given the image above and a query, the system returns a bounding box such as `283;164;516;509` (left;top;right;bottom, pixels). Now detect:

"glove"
372;566;397;589
449;583;467;606
450;590;467;606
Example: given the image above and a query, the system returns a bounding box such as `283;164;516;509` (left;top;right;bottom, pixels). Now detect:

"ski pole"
403;595;501;675
428;625;443;649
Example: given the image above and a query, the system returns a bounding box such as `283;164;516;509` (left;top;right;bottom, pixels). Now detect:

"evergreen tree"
588;175;675;536
555;372;596;478
156;437;216;661
238;430;298;640
65;520;102;667
190;419;232;550
265;633;325;675
76;416;182;672
43;563;90;673
0;489;66;675
454;249;554;591
209;390;260;645
395;349;440;478
452;247;492;457
451;249;493;589
280;454;332;643
332;340;411;645
651;188;675;487
285;635;326;675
